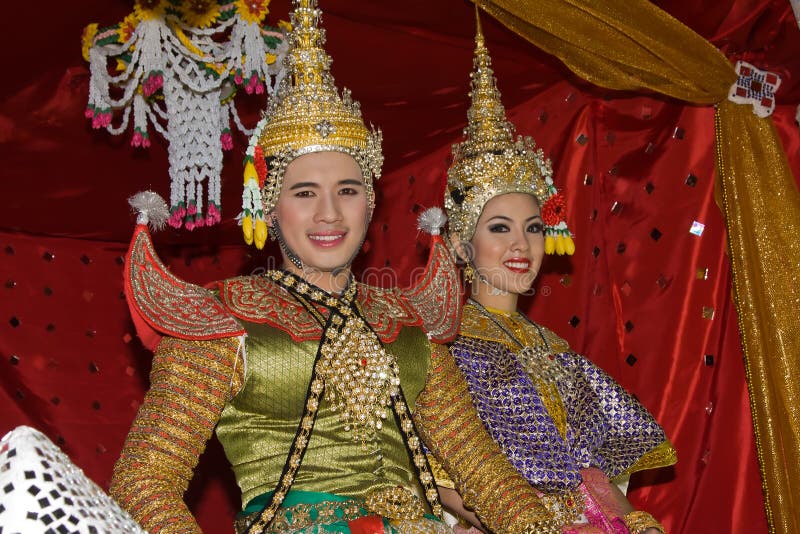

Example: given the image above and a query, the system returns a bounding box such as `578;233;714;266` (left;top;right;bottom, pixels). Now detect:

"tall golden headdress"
241;0;383;249
445;8;574;255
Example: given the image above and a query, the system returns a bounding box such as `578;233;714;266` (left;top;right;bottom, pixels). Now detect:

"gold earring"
463;263;475;283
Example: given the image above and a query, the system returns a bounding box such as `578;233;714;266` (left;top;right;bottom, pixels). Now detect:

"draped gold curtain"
475;0;800;532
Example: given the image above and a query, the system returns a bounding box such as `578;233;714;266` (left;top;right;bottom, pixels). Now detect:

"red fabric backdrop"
1;1;798;532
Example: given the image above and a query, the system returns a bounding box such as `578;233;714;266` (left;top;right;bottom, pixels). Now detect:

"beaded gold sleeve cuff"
623;510;666;533
413;344;560;534
110;336;243;534
615;440;677;480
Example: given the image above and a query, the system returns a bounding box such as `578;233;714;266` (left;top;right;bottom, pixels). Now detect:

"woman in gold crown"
111;2;572;533
434;10;677;534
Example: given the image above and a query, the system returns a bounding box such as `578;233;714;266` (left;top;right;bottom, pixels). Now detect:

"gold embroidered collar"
218;274;421;343
459;303;570;354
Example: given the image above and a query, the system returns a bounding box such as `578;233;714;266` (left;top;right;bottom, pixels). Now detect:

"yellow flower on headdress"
134;0;169;21
235;0;270;24
179;0;222;29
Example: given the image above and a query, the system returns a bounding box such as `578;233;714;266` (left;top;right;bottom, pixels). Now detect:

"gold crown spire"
241;0;383;248
454;4;515;160
445;7;574;255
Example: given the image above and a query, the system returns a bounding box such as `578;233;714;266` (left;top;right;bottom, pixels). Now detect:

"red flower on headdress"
541;193;567;226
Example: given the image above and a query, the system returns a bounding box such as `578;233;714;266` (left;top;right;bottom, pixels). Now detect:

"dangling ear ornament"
463;262;476;283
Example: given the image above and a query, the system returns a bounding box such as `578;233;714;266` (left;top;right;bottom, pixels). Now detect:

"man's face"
271;151;369;276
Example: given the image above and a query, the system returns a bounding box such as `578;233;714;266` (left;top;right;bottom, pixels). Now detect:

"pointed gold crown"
241;0;383;248
446;8;573;254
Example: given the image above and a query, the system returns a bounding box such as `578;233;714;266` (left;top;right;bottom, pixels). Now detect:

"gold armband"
623;510;666;534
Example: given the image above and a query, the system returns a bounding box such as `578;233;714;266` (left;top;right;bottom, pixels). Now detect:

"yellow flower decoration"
81;23;98;62
179;0;222;29
235;0;270;24
119;13;138;44
134;0;168;21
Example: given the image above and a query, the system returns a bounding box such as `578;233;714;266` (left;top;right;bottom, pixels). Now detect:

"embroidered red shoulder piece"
218;276;421;344
358;283;420;342
124;225;245;350
402;235;462;343
219;275;324;342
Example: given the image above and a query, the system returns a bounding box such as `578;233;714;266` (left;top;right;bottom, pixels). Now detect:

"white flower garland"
84;2;288;230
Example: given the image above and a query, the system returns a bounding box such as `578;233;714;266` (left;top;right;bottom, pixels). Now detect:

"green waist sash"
236;489;449;534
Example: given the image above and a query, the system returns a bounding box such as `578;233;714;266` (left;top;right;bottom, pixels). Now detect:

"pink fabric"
562;469;629;534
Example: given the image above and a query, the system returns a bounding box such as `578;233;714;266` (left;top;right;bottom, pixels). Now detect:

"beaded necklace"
467;298;568;384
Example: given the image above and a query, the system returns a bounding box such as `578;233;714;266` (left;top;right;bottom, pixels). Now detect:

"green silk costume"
217;323;431;508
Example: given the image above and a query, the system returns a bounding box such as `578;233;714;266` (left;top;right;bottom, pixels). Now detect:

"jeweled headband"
445;9;573;255
241;0;383;249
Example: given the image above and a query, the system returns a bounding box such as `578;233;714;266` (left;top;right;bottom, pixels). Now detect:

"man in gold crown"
110;1;571;533
431;8;676;534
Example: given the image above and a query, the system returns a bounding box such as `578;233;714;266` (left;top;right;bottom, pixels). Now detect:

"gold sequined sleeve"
414;343;560;534
110;336;244;533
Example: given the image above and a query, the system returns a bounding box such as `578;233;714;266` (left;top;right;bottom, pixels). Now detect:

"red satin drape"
1;1;798;533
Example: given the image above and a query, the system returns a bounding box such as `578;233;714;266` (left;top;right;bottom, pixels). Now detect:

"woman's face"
469;193;545;295
270;151;369;275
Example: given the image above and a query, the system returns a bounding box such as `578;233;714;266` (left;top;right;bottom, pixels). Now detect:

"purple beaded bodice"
451;309;668;494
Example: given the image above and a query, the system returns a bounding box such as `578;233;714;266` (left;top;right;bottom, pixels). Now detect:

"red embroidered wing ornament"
125;224;245;350
402;234;461;343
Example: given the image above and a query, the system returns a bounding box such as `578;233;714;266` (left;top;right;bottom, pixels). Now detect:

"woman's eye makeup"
527;222;544;233
488;223;509;233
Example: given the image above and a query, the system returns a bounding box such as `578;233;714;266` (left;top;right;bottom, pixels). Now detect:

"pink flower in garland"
168;211;183;229
142;72;163;97
206;203;221;225
245;73;260;94
91;109;112;129
131;129;150;148
221;130;233;150
168;204;187;228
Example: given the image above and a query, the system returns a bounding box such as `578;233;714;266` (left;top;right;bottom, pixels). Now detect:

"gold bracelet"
623;510;666;534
